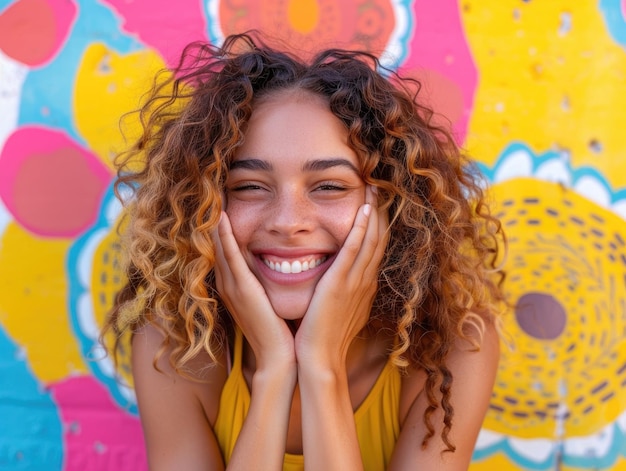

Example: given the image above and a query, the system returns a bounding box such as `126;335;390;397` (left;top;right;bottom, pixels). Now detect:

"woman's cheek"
322;200;362;245
224;202;255;249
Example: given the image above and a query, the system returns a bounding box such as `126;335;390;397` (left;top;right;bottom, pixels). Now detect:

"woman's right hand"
212;211;296;371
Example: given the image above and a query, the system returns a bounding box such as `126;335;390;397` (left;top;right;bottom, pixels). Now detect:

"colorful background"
0;0;625;469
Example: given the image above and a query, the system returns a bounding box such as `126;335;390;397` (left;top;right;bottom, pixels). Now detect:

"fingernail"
370;185;378;194
363;204;372;216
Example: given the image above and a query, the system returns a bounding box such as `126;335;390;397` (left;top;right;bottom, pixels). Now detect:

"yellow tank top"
214;329;401;470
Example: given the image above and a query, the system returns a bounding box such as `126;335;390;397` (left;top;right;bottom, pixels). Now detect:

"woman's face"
225;90;366;321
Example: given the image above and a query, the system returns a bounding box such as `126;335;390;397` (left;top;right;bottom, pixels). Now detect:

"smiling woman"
101;32;506;470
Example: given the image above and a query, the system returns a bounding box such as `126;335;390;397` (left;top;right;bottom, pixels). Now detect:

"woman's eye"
230;184;264;192
315;183;346;191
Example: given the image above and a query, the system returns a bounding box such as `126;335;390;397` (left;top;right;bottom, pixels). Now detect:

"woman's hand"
213;212;296;371
295;185;389;373
213;212;298;470
293;185;387;471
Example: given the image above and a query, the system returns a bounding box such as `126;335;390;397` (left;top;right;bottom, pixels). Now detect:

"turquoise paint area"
67;183;138;415
478;141;626;203
562;427;626;469
472;431;626;470
473;442;559;470
599;0;626;46
0;325;63;470
0;0;13;13
18;0;143;145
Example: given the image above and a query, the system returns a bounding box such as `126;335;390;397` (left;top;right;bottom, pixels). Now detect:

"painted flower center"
287;0;319;34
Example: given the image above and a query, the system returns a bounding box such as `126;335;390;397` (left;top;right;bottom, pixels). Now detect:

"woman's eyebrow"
229;158;273;171
302;158;360;174
229;158;359;174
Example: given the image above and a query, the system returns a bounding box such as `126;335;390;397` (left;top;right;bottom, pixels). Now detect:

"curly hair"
103;32;505;452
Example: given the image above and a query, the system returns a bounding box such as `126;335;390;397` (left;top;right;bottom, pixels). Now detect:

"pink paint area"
0;126;112;238
401;0;477;144
622;0;626;18
101;0;208;66
0;0;77;67
50;376;147;471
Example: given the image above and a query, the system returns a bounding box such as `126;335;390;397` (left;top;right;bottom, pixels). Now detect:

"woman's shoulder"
397;321;500;424
390;323;500;467
132;322;229;427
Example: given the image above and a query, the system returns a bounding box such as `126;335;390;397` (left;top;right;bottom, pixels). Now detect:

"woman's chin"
273;305;308;322
267;292;311;322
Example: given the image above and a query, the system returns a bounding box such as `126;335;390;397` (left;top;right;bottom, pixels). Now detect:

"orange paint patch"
287;0;319;34
218;0;395;58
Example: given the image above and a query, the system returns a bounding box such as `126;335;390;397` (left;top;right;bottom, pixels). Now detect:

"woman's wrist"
295;334;350;378
296;353;348;388
253;355;298;389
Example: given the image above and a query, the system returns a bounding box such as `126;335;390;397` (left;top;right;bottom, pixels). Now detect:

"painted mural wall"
0;0;624;469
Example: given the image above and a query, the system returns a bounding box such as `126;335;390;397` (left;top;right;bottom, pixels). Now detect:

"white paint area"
0;51;26;243
477;408;626;464
0;197;12;245
493;149;533;182
0;50;28;150
494;147;626;222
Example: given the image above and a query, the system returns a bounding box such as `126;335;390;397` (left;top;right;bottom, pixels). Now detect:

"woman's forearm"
298;365;364;471
227;363;297;470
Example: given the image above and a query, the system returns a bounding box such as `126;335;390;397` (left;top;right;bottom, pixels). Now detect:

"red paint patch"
102;0;207;66
0;0;77;67
49;376;147;471
0;126;112;237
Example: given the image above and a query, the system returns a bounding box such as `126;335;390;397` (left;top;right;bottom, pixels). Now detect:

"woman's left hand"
294;185;389;373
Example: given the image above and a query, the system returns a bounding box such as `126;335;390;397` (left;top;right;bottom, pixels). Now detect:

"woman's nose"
265;190;314;236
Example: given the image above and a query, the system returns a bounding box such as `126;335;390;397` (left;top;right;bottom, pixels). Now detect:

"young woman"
103;33;505;470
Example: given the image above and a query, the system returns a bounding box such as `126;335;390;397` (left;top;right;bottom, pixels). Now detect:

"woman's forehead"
230;92;360;171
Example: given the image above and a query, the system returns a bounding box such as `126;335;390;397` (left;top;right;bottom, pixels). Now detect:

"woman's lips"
253;251;335;285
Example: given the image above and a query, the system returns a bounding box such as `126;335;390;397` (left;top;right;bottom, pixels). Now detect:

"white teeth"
263;256;326;274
